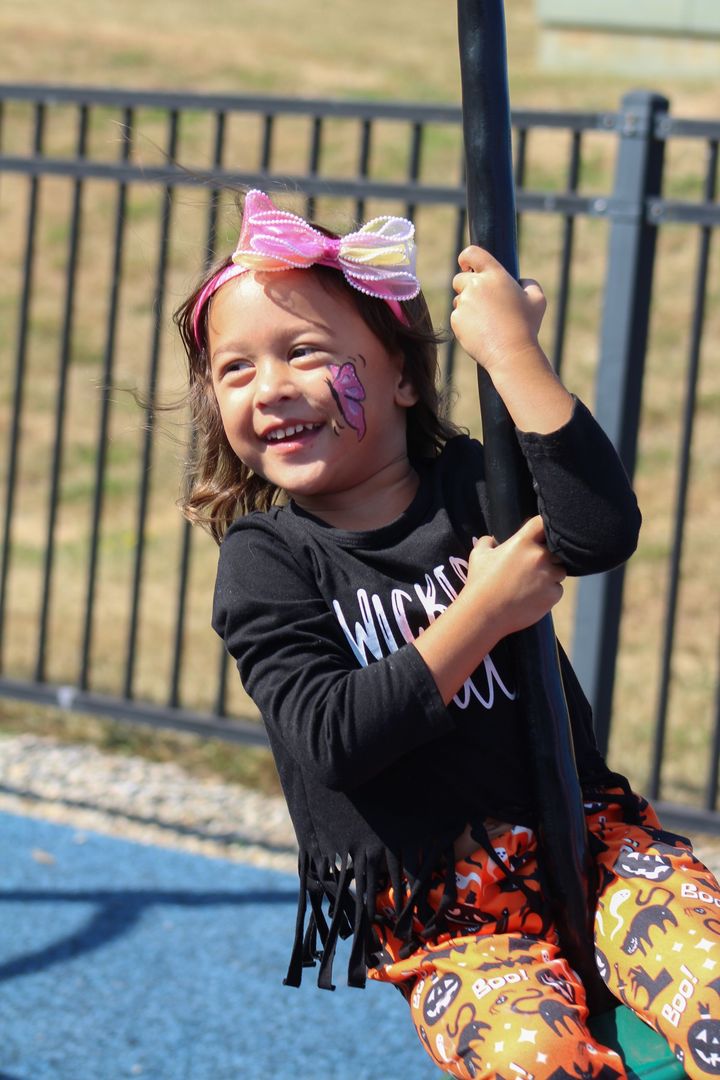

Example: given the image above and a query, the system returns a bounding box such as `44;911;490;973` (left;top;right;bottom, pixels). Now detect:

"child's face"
207;269;418;513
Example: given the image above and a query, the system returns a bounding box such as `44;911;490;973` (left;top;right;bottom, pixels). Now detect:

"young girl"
176;189;720;1080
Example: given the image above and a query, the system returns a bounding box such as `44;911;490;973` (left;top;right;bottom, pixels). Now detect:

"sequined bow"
192;190;419;344
232;189;420;301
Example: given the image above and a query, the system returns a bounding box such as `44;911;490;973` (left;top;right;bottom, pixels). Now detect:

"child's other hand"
412;514;567;703
467;515;566;637
450;246;546;377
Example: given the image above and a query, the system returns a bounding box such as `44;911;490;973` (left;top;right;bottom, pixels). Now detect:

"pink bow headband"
192;189;420;346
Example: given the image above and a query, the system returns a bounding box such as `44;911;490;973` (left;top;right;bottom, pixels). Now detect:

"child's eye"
219;358;253;379
289;345;330;365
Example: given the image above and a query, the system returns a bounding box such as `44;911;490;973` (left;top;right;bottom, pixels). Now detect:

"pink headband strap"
192;189;420;346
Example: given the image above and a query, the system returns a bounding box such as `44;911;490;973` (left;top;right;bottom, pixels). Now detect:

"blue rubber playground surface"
1;810;442;1080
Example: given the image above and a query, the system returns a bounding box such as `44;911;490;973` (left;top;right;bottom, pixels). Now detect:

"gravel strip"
2;732;719;878
0;733;298;872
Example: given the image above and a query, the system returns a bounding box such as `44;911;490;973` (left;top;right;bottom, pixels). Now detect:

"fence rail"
0;84;717;828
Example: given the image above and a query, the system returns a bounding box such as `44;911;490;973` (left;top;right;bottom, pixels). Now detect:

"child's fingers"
517;513;547;543
453;259;545;302
517;515;567;579
456;245;498;274
451;269;475;298
519;278;547;318
472;534;497;551
519;278;544;301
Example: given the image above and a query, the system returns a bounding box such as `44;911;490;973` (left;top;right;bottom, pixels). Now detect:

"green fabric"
588;1006;687;1079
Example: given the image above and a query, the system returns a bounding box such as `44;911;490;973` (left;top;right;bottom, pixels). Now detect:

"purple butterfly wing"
328;362;367;440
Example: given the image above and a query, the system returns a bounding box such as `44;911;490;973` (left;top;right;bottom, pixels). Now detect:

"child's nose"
255;358;299;405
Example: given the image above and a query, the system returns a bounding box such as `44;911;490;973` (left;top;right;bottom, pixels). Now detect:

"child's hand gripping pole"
456;0;612;1014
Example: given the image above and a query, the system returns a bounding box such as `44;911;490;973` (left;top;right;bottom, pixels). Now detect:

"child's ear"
393;355;419;408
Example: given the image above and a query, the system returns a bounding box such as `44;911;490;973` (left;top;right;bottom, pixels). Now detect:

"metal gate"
0;84;718;825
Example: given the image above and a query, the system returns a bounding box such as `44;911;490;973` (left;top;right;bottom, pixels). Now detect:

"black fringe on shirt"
283;839;471;990
283;780;648;991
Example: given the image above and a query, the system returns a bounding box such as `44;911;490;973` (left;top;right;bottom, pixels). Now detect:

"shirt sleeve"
514;397;642;576
212;518;454;792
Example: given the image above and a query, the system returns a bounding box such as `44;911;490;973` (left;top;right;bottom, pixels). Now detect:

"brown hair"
174;221;459;545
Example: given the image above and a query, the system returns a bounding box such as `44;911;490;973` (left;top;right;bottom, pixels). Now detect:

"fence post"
572;90;669;758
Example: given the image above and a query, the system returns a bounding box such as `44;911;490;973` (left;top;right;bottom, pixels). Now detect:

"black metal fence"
0;84;718;826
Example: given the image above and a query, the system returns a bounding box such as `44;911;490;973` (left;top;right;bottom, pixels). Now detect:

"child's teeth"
270;424;315;441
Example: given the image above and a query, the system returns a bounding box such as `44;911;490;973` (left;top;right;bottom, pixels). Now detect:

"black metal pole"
456;0;611;1013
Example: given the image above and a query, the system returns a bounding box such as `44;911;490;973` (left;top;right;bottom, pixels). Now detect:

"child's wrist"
462;575;511;644
475;343;574;434
477;342;548;390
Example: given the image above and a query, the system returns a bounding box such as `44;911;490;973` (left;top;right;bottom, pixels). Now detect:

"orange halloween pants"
369;791;720;1079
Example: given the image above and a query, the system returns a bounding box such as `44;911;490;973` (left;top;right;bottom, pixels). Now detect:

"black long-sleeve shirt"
213;398;641;988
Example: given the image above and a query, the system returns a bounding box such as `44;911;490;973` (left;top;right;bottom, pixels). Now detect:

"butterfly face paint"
326;360;367;440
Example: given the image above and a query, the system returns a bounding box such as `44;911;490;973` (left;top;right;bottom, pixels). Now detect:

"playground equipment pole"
456;0;611;1013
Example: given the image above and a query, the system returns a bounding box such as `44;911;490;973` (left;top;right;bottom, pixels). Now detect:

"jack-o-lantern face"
614;850;673;882
423;973;461;1026
688;1015;720;1073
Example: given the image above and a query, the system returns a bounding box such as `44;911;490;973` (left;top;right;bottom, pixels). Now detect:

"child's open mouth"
264;422;322;445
